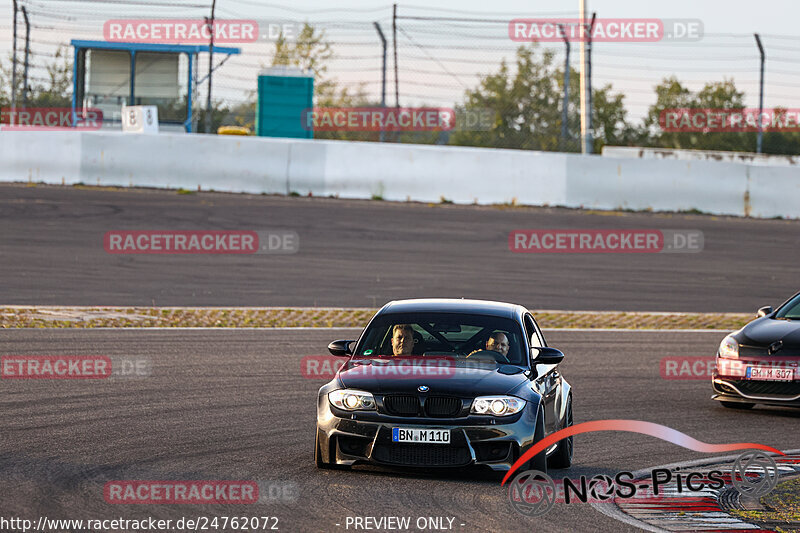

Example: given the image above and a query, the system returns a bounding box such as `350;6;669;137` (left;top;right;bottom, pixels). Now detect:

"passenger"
391;324;415;356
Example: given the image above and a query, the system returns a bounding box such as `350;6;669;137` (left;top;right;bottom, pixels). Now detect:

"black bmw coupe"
713;291;800;409
314;298;573;473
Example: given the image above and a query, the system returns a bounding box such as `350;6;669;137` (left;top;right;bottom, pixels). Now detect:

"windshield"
355;312;527;366
776;293;800;319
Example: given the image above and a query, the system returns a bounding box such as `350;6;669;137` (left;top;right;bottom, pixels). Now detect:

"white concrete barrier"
78;132;292;193
0;131;83;184
602;145;800;167
566;155;749;216
320;141;567;205
747;165;800;218
1;131;798;218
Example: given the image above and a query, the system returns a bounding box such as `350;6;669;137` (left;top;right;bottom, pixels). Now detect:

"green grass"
730;478;800;531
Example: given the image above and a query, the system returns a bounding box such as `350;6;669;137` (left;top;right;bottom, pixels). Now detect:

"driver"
391;324;415;356
468;331;509;357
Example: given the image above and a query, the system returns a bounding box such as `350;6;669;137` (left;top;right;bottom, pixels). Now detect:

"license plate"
746;365;795;381
392;428;450;444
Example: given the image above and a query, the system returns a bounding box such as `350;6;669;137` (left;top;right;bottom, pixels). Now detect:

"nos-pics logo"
508;450;779;518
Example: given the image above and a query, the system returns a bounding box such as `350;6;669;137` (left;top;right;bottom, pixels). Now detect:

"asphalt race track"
1;183;799;312
1;328;798;532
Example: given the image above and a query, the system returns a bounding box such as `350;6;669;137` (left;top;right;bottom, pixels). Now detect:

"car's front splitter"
316;404;539;471
712;376;800;407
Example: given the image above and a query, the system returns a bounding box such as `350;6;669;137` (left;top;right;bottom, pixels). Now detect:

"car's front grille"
372;444;471;466
739;346;769;357
732;380;800;397
383;395;420;416
425;396;462;417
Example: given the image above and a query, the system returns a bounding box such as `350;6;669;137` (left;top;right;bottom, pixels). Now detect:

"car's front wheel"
548;395;573;469
720;401;756;410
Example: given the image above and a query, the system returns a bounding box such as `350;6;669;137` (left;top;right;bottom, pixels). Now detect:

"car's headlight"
718;335;739;359
328;389;376;411
470;396;525;416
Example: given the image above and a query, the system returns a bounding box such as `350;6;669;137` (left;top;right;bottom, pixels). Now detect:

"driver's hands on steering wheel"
466;349;510;364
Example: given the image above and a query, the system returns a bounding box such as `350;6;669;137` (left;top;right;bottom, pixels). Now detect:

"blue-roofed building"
70;40;240;133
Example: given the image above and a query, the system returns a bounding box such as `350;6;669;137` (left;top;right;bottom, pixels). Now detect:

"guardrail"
1;131;798;218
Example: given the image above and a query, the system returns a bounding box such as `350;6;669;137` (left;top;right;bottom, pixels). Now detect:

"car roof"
378;298;526;319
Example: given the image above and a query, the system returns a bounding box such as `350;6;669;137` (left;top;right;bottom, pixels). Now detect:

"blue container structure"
256;67;314;138
70;40;241;132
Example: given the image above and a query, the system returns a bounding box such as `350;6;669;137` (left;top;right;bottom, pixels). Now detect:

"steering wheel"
466;349;511;364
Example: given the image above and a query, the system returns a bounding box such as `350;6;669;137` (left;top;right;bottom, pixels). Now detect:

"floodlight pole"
585;12;596;154
22;6;30;108
578;0;587;153
392;3;399;108
11;0;18;113
755;33;765;154
374;22;387;142
205;0;216;134
559;24;570;148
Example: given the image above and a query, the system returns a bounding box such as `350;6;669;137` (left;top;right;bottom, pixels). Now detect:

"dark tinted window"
356;312;526;365
776;294;800;319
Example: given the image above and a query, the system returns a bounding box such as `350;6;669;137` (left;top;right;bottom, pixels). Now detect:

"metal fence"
2;2;799;152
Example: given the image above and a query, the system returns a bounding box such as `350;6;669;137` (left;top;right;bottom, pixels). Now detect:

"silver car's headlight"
470;396;525;416
328;389;376;411
718;335;739;359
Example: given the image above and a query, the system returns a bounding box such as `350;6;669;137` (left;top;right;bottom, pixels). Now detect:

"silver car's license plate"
746;365;794;381
392;428;450;444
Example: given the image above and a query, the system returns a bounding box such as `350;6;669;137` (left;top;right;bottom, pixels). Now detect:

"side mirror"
757;306;773;318
328;340;354;356
531;347;564;365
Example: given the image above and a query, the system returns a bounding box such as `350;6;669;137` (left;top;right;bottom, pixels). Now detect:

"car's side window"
524;315;542;348
531;316;546;347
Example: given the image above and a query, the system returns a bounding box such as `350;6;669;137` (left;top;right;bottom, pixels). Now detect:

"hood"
738;317;800;355
337;357;529;396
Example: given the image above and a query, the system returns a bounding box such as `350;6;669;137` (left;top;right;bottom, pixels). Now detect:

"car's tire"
523;406;548;474
548;395;573;469
720;401;756;410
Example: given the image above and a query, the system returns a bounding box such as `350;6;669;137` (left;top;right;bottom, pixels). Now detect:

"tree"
0;46;72;109
638;77;746;150
265;23;381;140
0;58;8;108
270;23;337;102
449;44;632;152
449;46;561;150
590;84;635;152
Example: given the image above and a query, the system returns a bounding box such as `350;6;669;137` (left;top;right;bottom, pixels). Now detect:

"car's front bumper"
316;395;540;471
712;373;800;407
